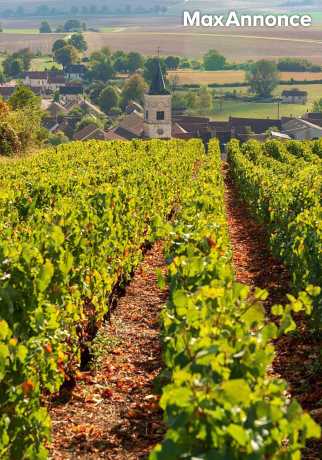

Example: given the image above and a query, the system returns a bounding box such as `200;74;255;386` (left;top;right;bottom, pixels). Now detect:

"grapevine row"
151;140;320;460
0;139;203;458
228;139;322;326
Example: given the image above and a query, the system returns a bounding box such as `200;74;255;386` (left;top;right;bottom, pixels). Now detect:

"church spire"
148;59;170;96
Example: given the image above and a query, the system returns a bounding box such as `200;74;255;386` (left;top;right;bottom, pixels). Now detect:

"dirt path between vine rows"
223;163;321;459
49;241;166;459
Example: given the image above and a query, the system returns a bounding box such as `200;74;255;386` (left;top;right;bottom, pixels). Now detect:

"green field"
2;28;39;34
208;84;322;120
31;56;61;70
0;55;61;72
99;27;118;32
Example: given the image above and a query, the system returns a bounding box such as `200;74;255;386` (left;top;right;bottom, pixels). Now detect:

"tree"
185;92;197;110
9;85;41;110
3;57;24;78
164;56;180;70
54;45;78;68
47;131;69;146
89;52;114;82
98;86;119;114
312;98;322;112
52;39;67;54
39;21;51;33
15;48;32;70
196;86;213;114
113;57;128;73
69;33;87;52
246;60;279;98
76;115;103;132
0;121;21;156
127;52;144;73
63;19;82;32
144;57;167;83
121;74;146;107
3;48;32;77
88;81;105;104
203;49;226;70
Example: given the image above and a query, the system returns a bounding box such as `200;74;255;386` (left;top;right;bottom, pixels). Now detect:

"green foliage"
9;85;41;111
196;85;213;113
312;97;322;112
151;139;320;459
246;60;279;98
75;115;104;132
203;49;226;70
98;85;119;114
277;58;321;73
39;21;52;33
121;74;146;107
2;48;32;78
52;39;67;54
63;19;82;32
228;139;322;326
54;45;78;68
127;52;144;73
47;131;69;146
88;50;114;82
68;33;87;52
164;56;180;70
0;139;203;457
0;121;21;156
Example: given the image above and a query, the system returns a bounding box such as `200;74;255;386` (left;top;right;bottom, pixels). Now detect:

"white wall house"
282;89;308;104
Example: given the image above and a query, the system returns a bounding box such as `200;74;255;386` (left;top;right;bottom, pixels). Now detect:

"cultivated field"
2;19;322;62
0;33;66;54
83;25;322;63
169;70;322;86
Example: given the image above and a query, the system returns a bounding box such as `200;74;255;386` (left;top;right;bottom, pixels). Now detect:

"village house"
23;71;48;89
73;124;109;141
281;117;322;140
47;74;66;91
65;64;87;81
281;89;308;104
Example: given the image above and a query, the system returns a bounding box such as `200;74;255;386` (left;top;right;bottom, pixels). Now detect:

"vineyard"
0;138;321;459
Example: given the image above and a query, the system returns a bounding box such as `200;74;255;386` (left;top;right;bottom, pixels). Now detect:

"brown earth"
223;163;322;459
48;241;166;459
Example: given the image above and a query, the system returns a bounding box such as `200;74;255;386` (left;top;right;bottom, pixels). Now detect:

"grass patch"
2;28;39;34
99;27;117;33
31;57;61;71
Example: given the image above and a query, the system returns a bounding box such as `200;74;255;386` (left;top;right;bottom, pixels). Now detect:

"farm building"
281;118;322;140
281;89;308;104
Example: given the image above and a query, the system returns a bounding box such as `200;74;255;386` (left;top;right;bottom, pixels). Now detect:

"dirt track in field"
223;163;322;459
49;242;166;459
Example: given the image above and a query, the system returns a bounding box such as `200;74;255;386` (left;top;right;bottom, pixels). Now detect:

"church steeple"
143;57;172;139
148;60;170;96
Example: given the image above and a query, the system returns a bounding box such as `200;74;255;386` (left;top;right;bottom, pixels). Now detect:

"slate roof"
282;89;308;97
229;117;282;134
148;60;170;96
65;64;87;74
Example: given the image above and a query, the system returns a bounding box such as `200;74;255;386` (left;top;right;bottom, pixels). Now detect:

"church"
110;60;216;143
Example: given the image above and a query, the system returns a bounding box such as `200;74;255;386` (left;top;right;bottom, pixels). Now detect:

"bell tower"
144;59;172;139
